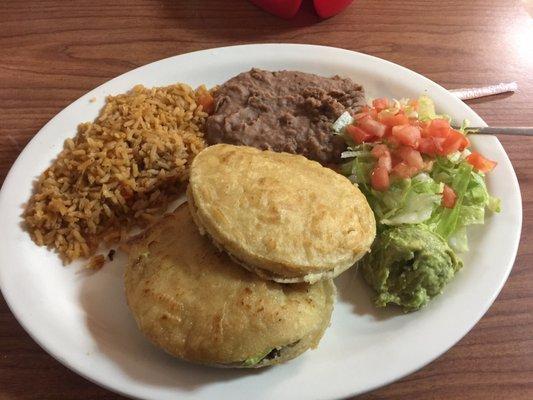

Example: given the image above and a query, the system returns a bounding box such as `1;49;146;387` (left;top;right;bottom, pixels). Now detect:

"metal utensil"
447;82;528;136
464;126;533;137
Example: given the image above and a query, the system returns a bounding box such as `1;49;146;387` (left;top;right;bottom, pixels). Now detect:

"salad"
333;96;500;311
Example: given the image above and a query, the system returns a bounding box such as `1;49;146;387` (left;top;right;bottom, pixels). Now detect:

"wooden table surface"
1;0;532;399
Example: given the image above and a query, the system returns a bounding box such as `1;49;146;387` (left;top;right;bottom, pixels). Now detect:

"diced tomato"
378;111;409;128
370;166;390;191
461;135;471;150
439;129;465;155
346;125;372;144
198;93;214;114
466;152;497;173
358;117;387;138
371;144;390;158
442;185;457;208
371;143;393;172
396;146;424;169
387;136;401;149
391;152;402;167
356;105;379;120
427;119;451;137
391;162;419;178
418;137;437;156
377;154;392;172
419;121;432;137
372;98;389;112
433;137;447;154
391;125;421;148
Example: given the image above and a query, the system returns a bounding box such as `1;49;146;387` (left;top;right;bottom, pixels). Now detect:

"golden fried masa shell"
188;144;376;283
124;204;335;368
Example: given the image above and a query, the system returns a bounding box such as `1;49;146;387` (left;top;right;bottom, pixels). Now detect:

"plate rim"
0;43;523;400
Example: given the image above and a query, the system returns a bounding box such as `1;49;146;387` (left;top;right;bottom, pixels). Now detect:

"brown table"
1;1;532;399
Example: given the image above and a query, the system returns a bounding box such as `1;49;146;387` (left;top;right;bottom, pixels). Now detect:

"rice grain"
24;83;209;263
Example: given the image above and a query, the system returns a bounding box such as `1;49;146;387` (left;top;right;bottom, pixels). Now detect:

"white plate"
0;44;522;400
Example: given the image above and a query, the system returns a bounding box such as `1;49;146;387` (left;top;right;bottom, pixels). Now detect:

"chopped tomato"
372;98;389;112
396;146;424;169
386;136;401;149
377;154;392;172
427;119;451;137
378;111;409;128
442;185;457;208
198;93;214;114
358;117;387;138
461;135;471;150
419;121;432;137
391;152;402;167
371;144;389;158
466;152;497;173
418;137;437;156
371;166;390;191
346;125;372;144
391;125;421;148
439;130;467;155
391;162;418;178
370;143;392;171
432;137;447;154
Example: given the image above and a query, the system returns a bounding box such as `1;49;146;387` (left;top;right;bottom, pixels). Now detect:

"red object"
392;162;418;179
372;98;389;112
418;137;438;156
466;152;497;173
249;0;302;19
442;185;457;208
427;119;452;137
370;166;390;191
378;112;409;128
371;144;389;158
396;146;424;169
346;125;372;144
391;125;421;148
250;0;353;19
371;144;392;172
358;116;387;138
314;0;354;18
347;96;497;185
440;129;467;155
197;93;214;114
377;154;392;172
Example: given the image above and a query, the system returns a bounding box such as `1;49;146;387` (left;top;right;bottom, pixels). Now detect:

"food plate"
0;44;522;399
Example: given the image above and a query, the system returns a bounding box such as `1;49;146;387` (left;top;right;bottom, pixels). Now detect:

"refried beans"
206;69;365;164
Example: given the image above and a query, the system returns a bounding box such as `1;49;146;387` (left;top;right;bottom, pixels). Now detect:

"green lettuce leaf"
417;95;450;122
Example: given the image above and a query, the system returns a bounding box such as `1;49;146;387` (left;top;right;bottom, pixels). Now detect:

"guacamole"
361;225;462;312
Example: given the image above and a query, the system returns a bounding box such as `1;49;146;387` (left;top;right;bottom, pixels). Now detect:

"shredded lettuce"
340;144;374;184
375;174;443;225
341;143;499;253
418;95;450;122
338;94;500;253
426;158;499;251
